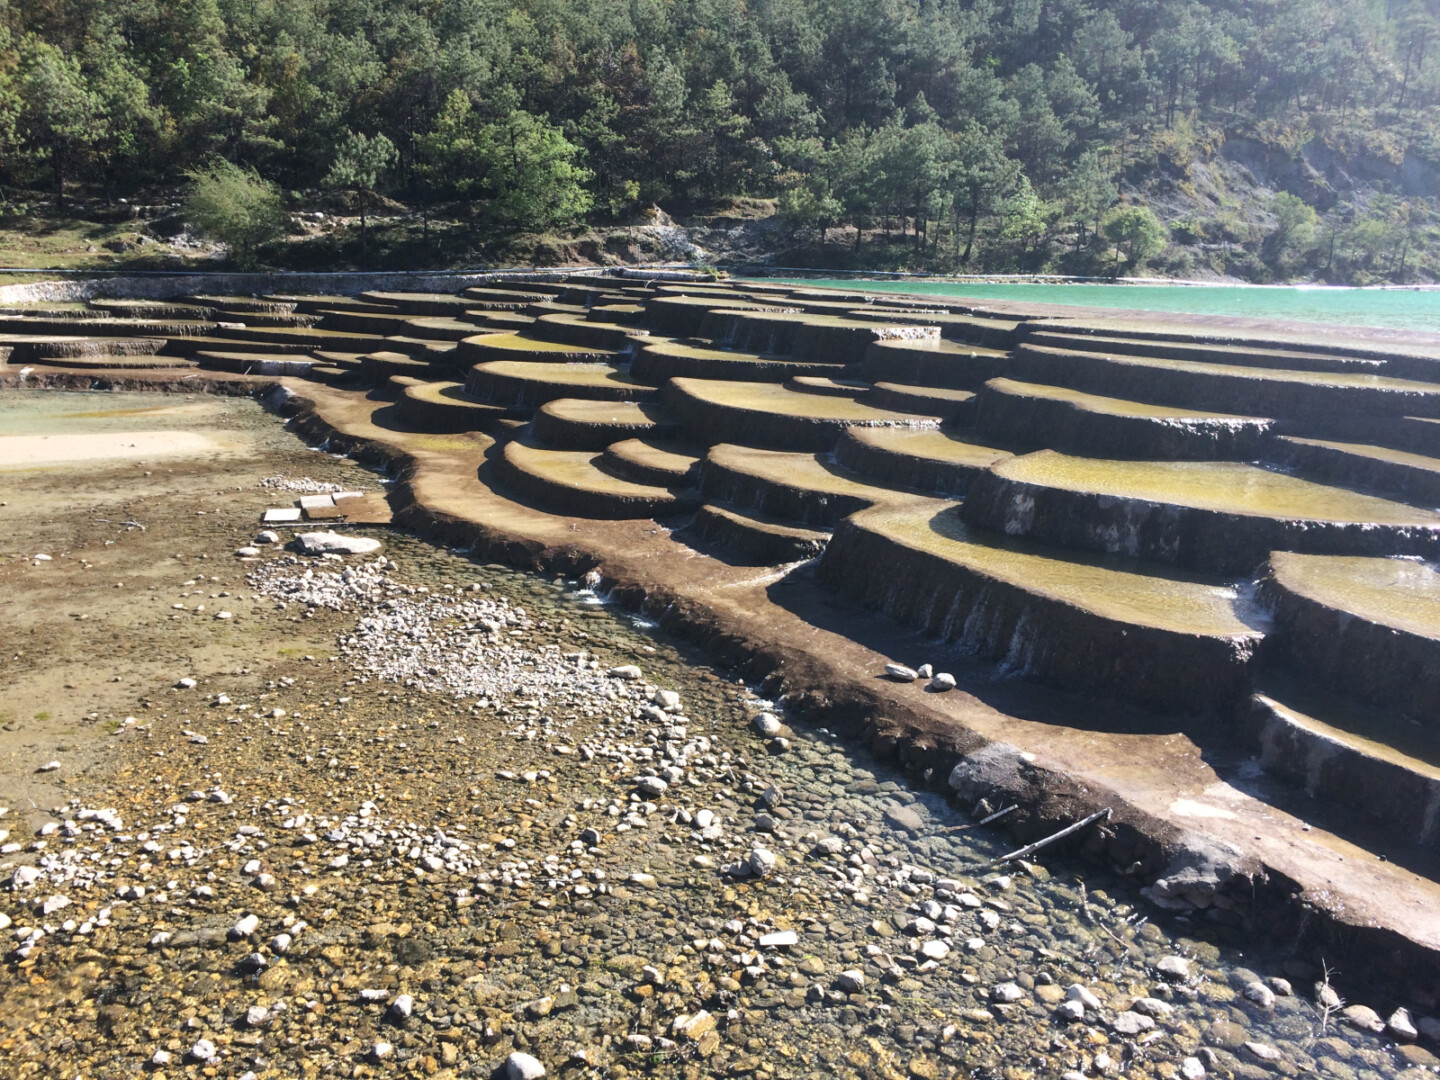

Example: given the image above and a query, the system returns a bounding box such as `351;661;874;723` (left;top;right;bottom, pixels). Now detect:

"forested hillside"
1;0;1438;281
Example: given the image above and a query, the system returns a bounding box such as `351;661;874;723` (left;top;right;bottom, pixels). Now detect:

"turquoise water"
752;278;1440;333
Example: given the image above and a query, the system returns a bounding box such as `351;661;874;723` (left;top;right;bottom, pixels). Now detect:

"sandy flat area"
0;429;241;469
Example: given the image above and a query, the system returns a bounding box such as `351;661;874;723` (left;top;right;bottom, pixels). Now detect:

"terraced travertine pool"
846;427;1012;468
1269;551;1440;636
984;378;1262;421
992;450;1440;524
673;379;930;421
877;502;1265;634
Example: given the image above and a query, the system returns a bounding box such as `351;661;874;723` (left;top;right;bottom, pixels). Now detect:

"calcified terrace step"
397;381;507;434
532;399;677;451
698;309;940;365
494;438;690;519
644;295;798;337
817;499;1265;714
976;377;1274;460
865;382;976;423
664;378;939;452
1271;435;1440;506
89;299;216;319
859;338;1013;390
848;307;1025;349
698;444;902;528
1027;330;1389;376
785;376;872;396
963;450;1440;574
835;427;1011;496
687;503;831;565
1012;342;1440;421
0;335;167;360
0;317;216;338
601;438;702;487
1261;552;1440;728
528;313;649;352
465;361;657;412
1245;683;1440;850
456;332;617;367
632;341;840;384
195;351;317;376
22;353;196;370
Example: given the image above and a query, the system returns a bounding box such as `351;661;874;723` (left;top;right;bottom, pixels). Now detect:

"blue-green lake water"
751;278;1440;333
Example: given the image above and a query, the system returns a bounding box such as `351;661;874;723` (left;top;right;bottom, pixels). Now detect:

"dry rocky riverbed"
0;389;1435;1080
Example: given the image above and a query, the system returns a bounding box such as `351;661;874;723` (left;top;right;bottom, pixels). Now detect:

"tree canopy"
0;0;1436;279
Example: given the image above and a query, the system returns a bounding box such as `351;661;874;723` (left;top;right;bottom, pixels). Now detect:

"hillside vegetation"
1;0;1437;281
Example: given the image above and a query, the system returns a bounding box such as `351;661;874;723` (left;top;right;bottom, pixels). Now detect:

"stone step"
975;377;1275;460
213;310;318;328
1244;682;1440;850
633;341;839;384
160;335;314;356
600;438;702;487
194;351;316;376
697;444;898;528
456;332;617;368
265;295;398;316
817;498;1265;714
214;325;394;352
404;317;488;342
494;437;692;519
835;427;1011;496
454;287;555;311
686;503;831;565
643;295;796;338
586;302;646;325
363;291;521;316
1027;330;1388;376
528;312;650;352
531;399;677;450
0;316;215;338
316;309;414;335
859;338;1013;390
20;353;195;370
397;381;508;434
1270;436;1440;506
664;377;940;452
783;376;871;397
1260;551;1440;728
699;310;940;365
961;450;1440;575
463;310;537;332
864;382;977;424
0;335;167;360
464;361;659;413
360;351;455;382
89;299;216;319
1011;342;1440;421
184;295;298;314
849;307;1024;349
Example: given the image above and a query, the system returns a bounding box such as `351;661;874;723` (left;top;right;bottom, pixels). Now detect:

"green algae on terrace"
843;426;1012;468
1280;435;1440;476
872;502;1264;635
502;439;669;497
993;450;1440;524
984;377;1265;421
705;444;902;502
670;378;936;423
1269;551;1440;638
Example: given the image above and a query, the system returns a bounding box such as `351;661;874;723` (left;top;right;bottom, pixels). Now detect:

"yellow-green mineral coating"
643;341;785;361
1060;346;1440;392
706;444;909;502
540;399;661;424
407;381;489;406
475;361;640;387
463;332;611;355
847;427;1012;468
606;438;701;473
992;450;1440;524
985;377;1262;420
866;502;1263;636
1282;436;1440;475
1270;551;1440;639
673;378;935;423
504;440;670;496
868;337;1010;359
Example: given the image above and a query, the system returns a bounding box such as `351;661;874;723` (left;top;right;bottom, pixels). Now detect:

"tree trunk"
962;202;979;263
53;150;65;213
